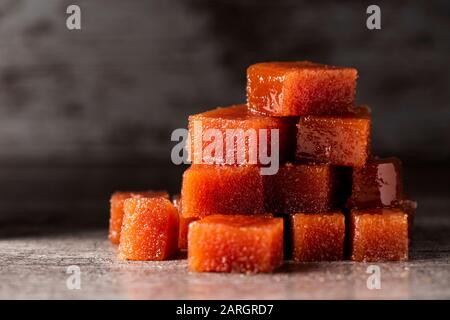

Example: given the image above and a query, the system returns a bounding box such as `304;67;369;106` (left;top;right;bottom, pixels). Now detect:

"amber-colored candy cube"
109;190;169;244
350;208;409;262
188;104;296;165
118;197;179;260
181;165;264;218
172;194;198;250
348;157;403;209
291;212;345;261
188;215;283;273
296;107;371;167
264;163;336;214
179;215;198;250
247;61;357;116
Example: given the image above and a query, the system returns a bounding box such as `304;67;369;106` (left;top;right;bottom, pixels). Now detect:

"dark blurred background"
0;0;448;230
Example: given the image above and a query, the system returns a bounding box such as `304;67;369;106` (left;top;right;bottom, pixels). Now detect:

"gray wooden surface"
0;194;449;300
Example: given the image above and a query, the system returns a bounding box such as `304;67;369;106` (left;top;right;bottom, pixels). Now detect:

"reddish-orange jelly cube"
291;212;345;261
348;157;403;209
172;194;198;250
109;191;169;244
296;107;371;167
247;61;357;116
264;163;336;214
350;208;409;261
188;104;296;165
181;165;264;218
188;215;284;273
179;215;197;250
118;197;179;261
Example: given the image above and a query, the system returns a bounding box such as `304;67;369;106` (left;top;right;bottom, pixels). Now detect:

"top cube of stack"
247;61;357;116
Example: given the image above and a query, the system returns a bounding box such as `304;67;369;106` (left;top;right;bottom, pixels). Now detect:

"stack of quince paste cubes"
109;61;417;273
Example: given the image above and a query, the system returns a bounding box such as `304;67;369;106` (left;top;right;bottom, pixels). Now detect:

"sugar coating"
188;104;297;165
291;212;345;261
109;191;169;244
179;215;198;250
181;165;265;218
172;194;198;250
350;208;409;262
188;215;284;273
348;157;403;209
296;107;371;167
247;61;357;116
264;163;336;214
118;197;179;261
